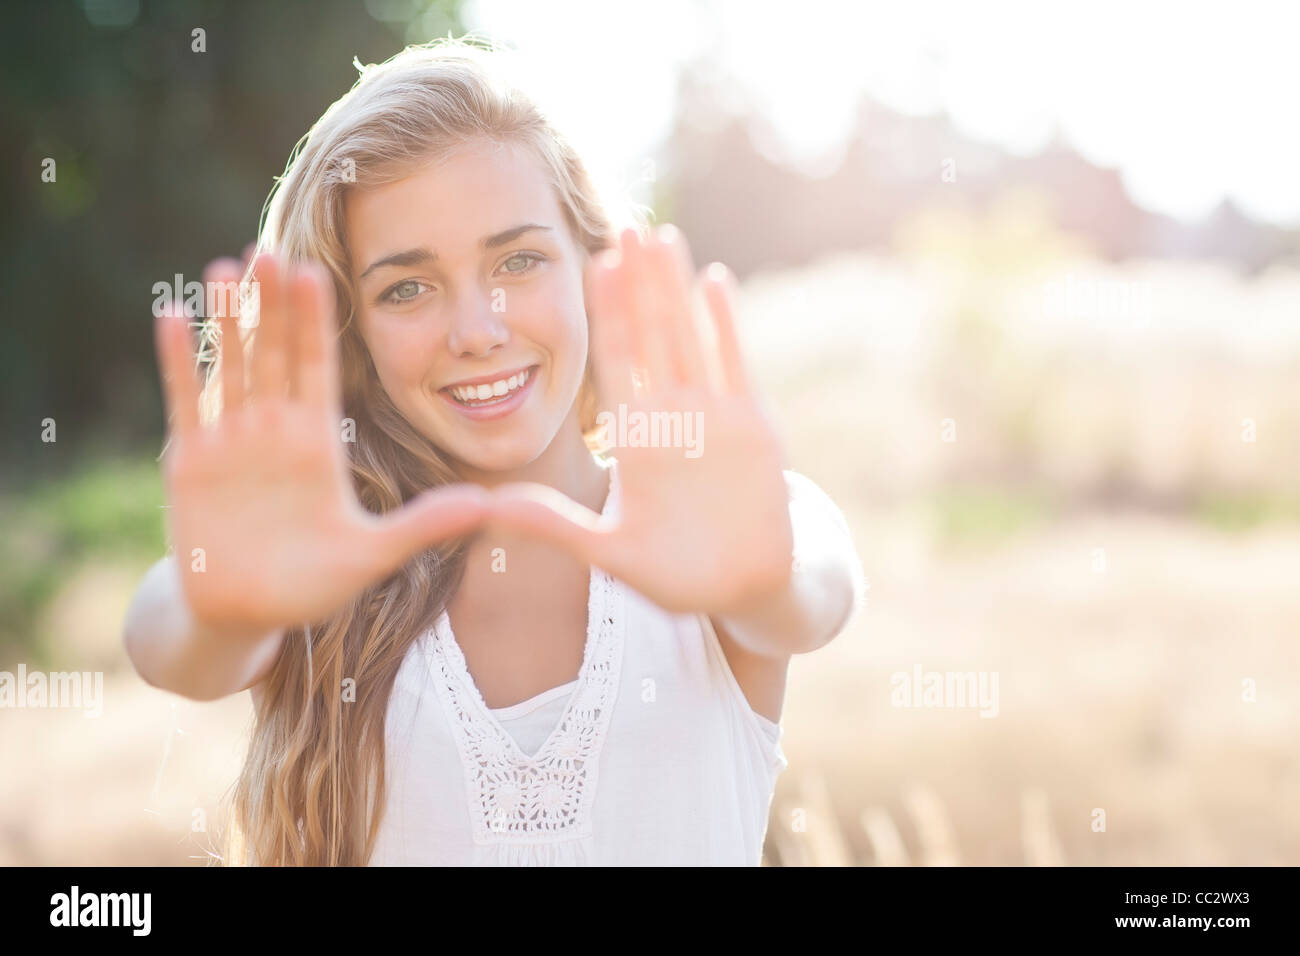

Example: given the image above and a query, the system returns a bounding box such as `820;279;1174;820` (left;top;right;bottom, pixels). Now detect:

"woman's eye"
381;280;429;304
500;252;544;275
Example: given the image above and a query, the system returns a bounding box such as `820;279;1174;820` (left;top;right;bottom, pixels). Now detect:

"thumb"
488;481;610;565
369;483;491;565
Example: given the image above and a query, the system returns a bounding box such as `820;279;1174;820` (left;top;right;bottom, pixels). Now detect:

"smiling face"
345;138;592;478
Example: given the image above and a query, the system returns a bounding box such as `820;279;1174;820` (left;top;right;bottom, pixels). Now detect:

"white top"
487;678;579;757
368;455;790;866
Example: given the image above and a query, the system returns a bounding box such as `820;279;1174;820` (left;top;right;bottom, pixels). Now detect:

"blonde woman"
123;36;865;866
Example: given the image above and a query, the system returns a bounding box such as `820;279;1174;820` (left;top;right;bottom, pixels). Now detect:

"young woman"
123;37;865;866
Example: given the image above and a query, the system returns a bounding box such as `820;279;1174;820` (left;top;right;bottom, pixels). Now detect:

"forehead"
344;139;567;269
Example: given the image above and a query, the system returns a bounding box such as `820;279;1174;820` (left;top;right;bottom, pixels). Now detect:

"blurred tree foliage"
0;0;466;481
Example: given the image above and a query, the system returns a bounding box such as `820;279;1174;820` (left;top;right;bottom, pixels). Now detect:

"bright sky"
463;0;1300;227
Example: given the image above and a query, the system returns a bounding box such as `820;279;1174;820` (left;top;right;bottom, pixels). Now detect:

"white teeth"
448;368;532;405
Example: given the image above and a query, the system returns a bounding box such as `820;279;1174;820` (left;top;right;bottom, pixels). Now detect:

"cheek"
361;320;438;395
532;312;588;395
520;277;588;368
538;311;587;361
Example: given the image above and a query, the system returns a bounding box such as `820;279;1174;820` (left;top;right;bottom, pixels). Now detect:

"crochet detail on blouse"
424;563;625;848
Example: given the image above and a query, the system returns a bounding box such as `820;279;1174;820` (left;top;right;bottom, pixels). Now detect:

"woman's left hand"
487;224;794;615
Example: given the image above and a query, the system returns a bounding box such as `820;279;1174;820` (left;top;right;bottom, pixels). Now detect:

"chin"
454;445;543;474
430;424;556;476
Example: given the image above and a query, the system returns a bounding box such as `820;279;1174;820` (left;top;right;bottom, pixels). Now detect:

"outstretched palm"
156;254;487;636
490;226;794;615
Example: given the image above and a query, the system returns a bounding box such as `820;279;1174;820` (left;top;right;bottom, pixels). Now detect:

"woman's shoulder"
781;469;866;636
782;469;845;520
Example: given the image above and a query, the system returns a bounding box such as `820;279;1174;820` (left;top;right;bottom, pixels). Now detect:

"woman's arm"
123;554;285;701
710;471;865;659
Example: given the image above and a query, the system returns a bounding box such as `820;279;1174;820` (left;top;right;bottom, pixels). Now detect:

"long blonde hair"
210;36;639;865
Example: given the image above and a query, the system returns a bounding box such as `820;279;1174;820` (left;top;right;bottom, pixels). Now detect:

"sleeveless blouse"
367;455;789;866
487;678;579;758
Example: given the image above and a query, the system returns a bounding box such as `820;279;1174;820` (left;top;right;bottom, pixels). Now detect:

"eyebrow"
357;223;554;280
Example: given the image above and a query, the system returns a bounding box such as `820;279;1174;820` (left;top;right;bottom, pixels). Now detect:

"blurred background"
2;0;1297;865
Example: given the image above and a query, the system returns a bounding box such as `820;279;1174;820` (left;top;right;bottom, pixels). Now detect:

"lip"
438;364;539;421
441;364;536;391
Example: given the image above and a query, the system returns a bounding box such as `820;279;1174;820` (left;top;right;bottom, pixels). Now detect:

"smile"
439;365;539;420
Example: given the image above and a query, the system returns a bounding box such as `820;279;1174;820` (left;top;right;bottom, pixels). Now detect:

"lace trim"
423;565;624;846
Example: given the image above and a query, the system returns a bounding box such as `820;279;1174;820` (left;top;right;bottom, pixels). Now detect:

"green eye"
382;280;429;304
501;252;543;274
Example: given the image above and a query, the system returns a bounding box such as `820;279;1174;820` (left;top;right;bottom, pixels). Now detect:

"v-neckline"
430;455;618;764
433;561;601;762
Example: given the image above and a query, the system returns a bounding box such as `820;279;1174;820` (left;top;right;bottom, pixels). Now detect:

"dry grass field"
3;235;1297;865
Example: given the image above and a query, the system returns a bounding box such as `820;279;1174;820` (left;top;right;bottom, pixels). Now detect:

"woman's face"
345;138;591;475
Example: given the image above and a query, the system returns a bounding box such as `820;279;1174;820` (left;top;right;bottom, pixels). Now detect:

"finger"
586;248;637;409
369;483;492;566
621;227;671;395
203;258;246;413
216;311;245;414
290;262;341;413
487;482;610;567
239;243;259;305
282;259;303;399
154;308;201;434
248;253;288;401
650;224;708;386
700;262;752;395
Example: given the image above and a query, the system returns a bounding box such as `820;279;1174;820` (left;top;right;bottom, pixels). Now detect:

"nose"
446;286;509;358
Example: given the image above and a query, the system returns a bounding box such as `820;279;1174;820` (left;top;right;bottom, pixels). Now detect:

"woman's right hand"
154;252;488;639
